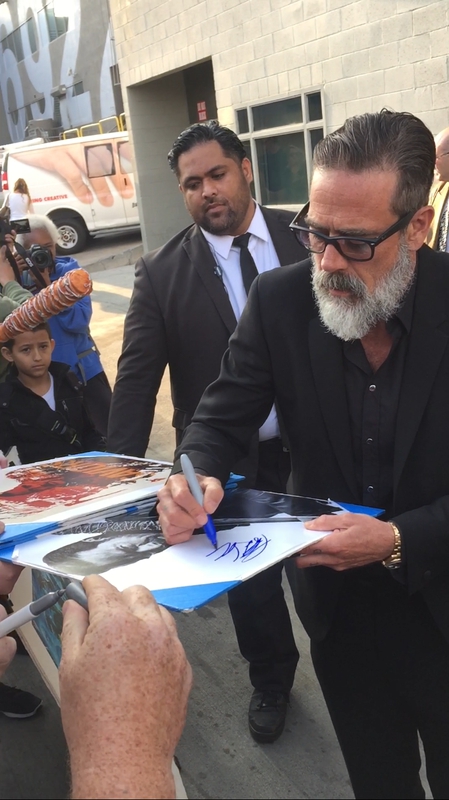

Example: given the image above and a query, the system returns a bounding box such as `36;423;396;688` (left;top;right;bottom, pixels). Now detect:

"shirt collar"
201;202;269;259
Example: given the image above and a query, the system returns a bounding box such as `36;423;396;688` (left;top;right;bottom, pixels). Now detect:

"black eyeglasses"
289;205;415;262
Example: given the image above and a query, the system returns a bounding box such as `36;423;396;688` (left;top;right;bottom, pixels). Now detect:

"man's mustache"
203;197;228;211
314;270;367;299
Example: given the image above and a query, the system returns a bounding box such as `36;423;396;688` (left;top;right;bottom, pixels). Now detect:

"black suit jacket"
108;206;307;479
174;245;449;642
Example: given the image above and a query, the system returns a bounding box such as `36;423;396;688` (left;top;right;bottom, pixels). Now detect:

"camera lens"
29;244;54;271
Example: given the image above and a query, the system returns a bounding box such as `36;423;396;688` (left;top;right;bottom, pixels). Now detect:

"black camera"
0;217;55;288
26;243;55;272
0;216;31;242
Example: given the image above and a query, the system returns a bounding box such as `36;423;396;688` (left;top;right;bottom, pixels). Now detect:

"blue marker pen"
180;454;218;550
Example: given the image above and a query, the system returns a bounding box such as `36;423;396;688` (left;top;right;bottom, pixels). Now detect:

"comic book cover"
0;453;171;544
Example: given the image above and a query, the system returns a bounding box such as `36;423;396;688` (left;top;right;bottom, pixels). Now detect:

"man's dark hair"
168;120;247;175
313;109;435;217
2;321;52;351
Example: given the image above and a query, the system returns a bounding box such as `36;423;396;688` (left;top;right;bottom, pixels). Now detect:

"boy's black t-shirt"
0;361;105;464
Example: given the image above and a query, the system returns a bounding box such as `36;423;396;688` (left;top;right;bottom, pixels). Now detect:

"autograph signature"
206;534;270;563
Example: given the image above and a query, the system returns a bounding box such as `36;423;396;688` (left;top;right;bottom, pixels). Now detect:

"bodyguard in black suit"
108;122;307;742
158;111;449;798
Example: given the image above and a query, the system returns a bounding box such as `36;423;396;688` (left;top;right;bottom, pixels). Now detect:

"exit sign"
197;101;207;121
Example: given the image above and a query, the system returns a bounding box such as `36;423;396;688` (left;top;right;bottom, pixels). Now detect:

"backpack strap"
10;404;81;446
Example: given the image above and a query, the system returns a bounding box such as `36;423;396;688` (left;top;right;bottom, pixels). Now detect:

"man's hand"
295;513;396;571
0;246;16;286
59;575;192;799
157;474;223;545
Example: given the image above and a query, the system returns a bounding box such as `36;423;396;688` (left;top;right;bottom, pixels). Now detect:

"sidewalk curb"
84;243;144;274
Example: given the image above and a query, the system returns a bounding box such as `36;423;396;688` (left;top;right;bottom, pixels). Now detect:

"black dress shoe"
248;690;289;743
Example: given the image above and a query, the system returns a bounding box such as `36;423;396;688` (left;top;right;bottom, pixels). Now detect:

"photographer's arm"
0;246;32;320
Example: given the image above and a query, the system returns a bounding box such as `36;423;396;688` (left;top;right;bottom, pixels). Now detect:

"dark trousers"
311;566;449;799
83;371;112;438
227;438;299;694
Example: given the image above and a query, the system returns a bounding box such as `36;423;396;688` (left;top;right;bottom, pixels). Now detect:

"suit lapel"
183;226;236;335
261;206;305;265
308;316;359;499
394;249;449;490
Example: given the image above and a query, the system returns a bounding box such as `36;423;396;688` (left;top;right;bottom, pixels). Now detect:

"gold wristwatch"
382;522;402;569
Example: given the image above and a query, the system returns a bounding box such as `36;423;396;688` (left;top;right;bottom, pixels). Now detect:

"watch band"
382;521;402;569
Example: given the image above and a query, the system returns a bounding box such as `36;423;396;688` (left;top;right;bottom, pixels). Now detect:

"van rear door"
83;138;129;230
115;138;139;225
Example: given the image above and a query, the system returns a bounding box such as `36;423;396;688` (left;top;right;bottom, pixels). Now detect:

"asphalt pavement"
0;233;357;800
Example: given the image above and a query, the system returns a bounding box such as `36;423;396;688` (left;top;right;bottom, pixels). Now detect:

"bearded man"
157;110;449;799
108;121;307;743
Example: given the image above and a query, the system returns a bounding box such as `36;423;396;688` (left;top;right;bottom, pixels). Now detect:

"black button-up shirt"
342;279;416;511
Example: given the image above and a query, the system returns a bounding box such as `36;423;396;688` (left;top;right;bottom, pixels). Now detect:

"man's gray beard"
311;238;415;341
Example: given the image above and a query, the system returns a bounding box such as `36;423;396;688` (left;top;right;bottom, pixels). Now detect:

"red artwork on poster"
0;454;171;525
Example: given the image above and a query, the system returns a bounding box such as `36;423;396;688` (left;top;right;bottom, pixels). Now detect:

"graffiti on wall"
0;0;117;142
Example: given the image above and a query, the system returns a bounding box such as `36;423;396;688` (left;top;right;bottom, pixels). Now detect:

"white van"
1;132;140;254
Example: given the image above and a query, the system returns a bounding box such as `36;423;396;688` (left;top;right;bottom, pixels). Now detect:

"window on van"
85;144;115;178
117;141;132;174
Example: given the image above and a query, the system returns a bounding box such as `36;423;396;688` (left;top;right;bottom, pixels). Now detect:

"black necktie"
233;233;258;295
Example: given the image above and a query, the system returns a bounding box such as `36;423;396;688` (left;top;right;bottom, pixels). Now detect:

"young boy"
0;322;105;721
0;322;105;464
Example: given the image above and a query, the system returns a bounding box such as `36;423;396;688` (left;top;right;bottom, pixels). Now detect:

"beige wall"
110;0;449;248
126;73;191;252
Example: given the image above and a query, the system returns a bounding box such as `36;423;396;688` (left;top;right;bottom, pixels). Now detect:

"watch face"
383;553;402;569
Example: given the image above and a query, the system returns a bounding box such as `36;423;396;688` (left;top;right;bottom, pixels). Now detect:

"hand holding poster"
1;468;382;610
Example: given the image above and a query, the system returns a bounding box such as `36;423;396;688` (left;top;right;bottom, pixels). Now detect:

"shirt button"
367;485;374;493
369;384;376;392
366;438;373;445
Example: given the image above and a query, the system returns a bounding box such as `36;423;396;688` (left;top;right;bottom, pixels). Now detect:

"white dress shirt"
201;204;281;441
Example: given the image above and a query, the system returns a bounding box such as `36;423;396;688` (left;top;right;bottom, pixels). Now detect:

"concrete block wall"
111;0;449;130
109;0;449;247
126;73;191;252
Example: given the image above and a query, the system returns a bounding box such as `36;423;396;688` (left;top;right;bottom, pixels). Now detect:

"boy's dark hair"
313;109;435;217
2;322;52;351
167;120;247;176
